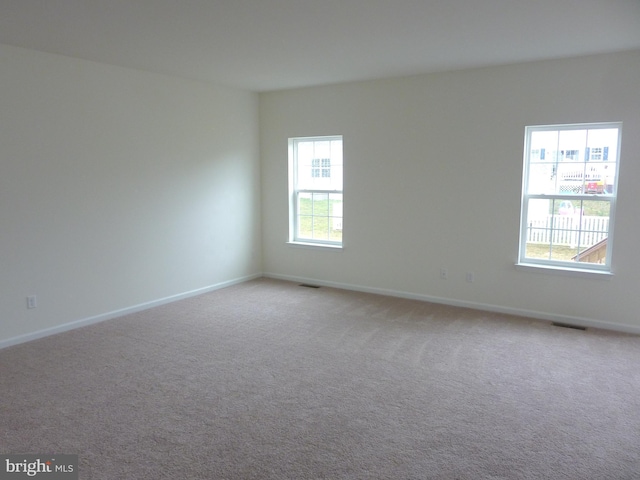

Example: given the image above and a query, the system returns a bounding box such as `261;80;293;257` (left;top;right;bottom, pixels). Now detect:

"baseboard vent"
552;322;587;331
299;284;321;289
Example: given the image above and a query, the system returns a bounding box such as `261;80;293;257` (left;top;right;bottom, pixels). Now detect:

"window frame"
288;135;344;248
518;122;622;274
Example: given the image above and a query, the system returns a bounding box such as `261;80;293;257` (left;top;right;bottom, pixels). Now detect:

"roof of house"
572;238;608;262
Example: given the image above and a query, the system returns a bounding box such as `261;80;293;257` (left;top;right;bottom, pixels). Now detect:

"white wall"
0;44;261;345
260;50;640;332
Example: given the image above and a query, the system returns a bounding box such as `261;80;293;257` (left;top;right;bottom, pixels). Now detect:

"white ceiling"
1;0;639;92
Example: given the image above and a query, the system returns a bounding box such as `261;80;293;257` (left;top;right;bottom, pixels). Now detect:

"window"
311;158;332;178
289;136;343;246
589;147;603;161
518;123;621;272
563;149;579;160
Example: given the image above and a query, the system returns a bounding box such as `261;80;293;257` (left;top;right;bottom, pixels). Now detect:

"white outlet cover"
27;295;37;309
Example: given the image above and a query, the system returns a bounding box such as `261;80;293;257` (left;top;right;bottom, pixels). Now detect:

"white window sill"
515;262;613;279
287;241;343;251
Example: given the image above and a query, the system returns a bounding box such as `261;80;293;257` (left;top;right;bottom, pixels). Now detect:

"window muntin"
289;136;343;246
519;123;621;271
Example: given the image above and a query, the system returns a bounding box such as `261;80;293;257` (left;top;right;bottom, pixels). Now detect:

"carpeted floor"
1;278;639;479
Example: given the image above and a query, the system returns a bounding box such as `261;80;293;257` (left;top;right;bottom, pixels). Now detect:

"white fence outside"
526;215;609;246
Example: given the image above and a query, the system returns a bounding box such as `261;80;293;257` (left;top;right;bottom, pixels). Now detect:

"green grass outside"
527;243;578;261
525;243;580;261
298;195;342;242
552;200;610;216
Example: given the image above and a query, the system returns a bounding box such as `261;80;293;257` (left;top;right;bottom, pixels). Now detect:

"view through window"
519;123;621;271
289;136;343;246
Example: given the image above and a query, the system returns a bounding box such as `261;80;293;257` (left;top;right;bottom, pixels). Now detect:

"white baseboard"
264;272;640;335
0;273;262;350
3;271;636;351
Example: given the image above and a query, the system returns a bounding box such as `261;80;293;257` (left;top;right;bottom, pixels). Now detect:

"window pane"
329;225;343;243
297;215;313;239
529;130;558;162
296;139;343;190
310;193;330;241
521;124;620;270
574;240;608;264
295;192;344;243
523;198;611;265
548;244;580;262
574;200;610;265
527;163;557;194
290;135;343;246
524;199;552;259
313;217;329;240
586;128;619;195
298;192;312;215
296;142;314;186
527;127;618;196
312;192;329;214
329;194;342;216
557;161;587;195
329;194;343;242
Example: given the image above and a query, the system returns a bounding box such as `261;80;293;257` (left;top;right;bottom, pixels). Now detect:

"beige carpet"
1;278;639;479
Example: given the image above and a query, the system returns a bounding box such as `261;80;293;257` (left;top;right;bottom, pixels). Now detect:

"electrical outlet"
466;272;475;283
440;268;448;280
27;295;37;309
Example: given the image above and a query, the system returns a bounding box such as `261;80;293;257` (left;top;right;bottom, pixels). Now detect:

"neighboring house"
532;145;615;194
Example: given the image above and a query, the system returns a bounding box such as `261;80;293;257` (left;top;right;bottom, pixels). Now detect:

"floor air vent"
552;322;586;331
299;284;321;289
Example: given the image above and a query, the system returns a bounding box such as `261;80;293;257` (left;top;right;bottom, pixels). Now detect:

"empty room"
1;1;640;478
